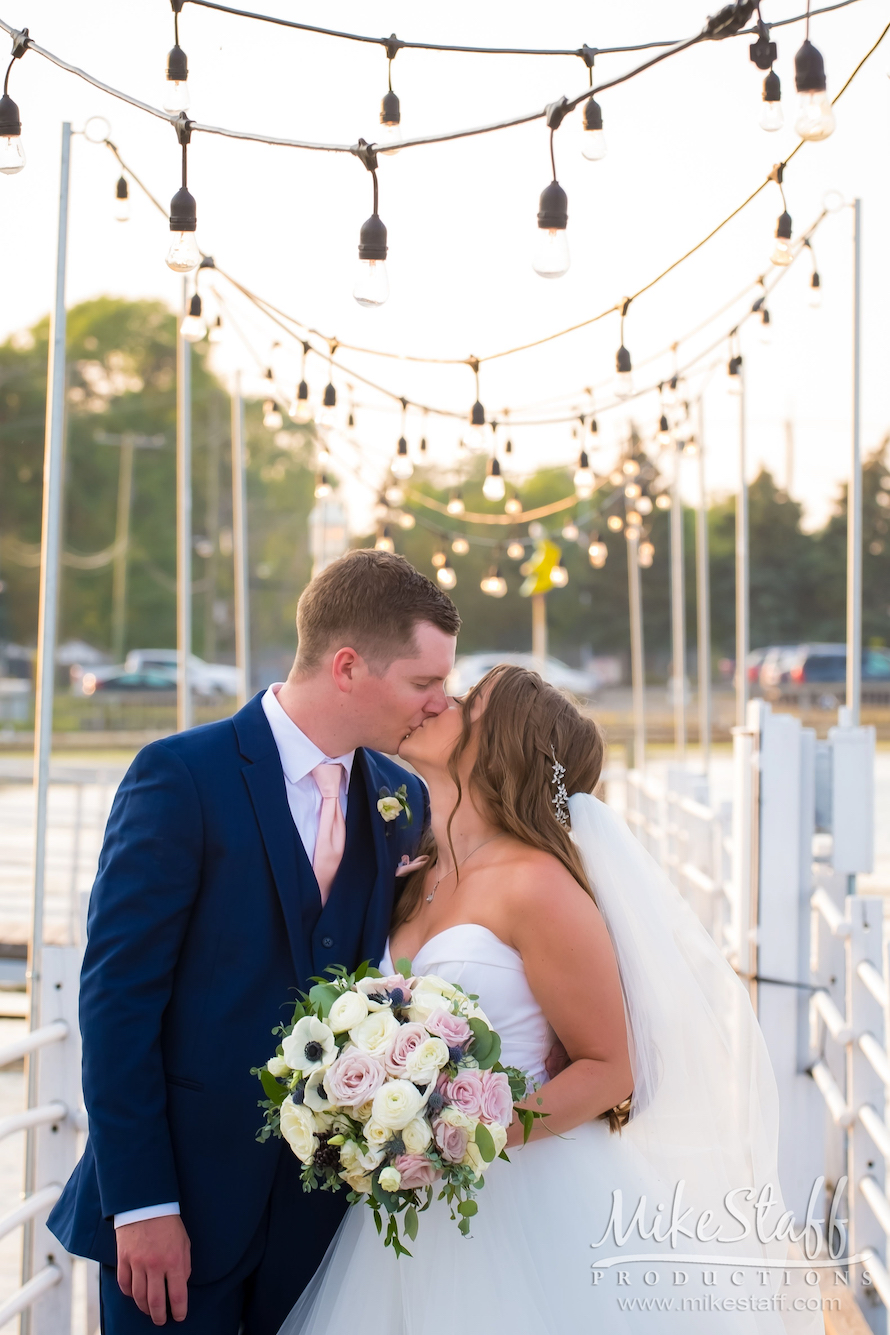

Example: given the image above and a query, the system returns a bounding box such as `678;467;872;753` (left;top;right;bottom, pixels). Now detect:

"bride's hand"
544;1036;569;1080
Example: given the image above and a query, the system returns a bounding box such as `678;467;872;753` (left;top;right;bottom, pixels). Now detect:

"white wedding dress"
278;798;825;1335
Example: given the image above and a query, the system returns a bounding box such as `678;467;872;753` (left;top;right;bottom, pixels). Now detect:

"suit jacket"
48;693;427;1283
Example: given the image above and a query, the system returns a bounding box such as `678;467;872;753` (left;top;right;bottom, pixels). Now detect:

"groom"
49;549;460;1332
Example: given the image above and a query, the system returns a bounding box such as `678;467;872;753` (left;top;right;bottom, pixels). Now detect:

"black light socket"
505;439;513;454
323;383;337;408
380;90;401;127
659;414;670;434
0;94;21;137
397;436;408;456
795;39;827;93
297;380;309;402
590;418;599;434
537;180;568;231
167;43;188;82
775;210;792;241
116;175;129;201
761;307;771;327
169;185;197;232
579;450;590;469
811;272;821;291
188;292;202;318
358;213;388;262
470;400;485;427
583;97;603;131
616;345;632;375
728;354;743;376
749;33;777;70
763;70;781;104
488;457;502;478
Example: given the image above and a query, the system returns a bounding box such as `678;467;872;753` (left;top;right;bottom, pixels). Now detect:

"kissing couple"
49;549;823;1333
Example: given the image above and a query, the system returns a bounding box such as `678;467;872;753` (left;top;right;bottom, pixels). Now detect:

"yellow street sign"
519;538;562;597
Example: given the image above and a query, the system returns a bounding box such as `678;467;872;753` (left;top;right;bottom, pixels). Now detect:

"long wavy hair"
393;663;632;1132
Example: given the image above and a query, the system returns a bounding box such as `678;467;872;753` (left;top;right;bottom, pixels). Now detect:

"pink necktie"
311;763;346;906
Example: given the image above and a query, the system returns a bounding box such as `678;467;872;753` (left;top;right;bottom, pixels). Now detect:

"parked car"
80;666;178;696
124;649;240;698
762;643;890;707
758;645;799;691
445;653;598;700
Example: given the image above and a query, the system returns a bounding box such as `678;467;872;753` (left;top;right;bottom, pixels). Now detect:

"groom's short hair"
293;549;461;675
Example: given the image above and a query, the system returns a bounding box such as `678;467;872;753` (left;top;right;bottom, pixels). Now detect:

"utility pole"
176;278;193;732
95;430;165;663
847;199;862;726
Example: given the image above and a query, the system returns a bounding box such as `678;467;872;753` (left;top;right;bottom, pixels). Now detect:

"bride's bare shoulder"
496;843;595;916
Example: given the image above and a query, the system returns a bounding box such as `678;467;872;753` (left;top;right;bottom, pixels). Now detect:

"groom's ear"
330;646;367;692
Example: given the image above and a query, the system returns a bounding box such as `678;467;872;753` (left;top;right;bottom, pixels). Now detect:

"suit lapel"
357;748;398;967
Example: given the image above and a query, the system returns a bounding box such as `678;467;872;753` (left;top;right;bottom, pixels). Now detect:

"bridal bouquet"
253;959;544;1256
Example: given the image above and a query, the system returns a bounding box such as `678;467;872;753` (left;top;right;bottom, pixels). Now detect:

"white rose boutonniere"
376;783;412;827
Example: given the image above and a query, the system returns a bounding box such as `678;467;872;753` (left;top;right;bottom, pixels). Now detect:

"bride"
279;665;825;1334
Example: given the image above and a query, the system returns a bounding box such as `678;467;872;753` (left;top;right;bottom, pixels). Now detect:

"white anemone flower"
282;1016;336;1075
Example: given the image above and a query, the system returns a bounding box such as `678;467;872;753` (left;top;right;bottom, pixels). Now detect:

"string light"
759;305;773;343
533;113;570;279
505;495;523;515
588;538;608;567
114;174;130;221
616;300;633;398
622;458;641;477
166;117;200;272
482;457;506;502
180;292;207;342
507;540;526;560
354;152;389;307
263;399;283;431
771;211;793;266
452;536;470;555
397;510;416;529
809;270;822;308
574;450;595;499
392;435;413;479
607;514;624;532
314;473;332;499
379;40;403;154
794;32;835;140
208;314;224;343
375;525;395;552
550;563;569;587
581;96;607;161
289;342;312;421
638;539;655;567
437;560;457;590
385;482;405;506
727;351;743;395
0;29;27;175
626;509;642;527
760;69;783;130
625;482;642;499
446;491;466;517
637;495;653;515
164;3;190;113
480;565;508;598
655;493;672;510
431;548;448;569
655;414;672;447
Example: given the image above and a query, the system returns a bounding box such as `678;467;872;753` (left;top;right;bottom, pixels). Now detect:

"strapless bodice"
380;924;554;1085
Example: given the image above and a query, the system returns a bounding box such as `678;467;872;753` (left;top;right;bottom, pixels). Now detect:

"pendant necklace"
425;834;503;904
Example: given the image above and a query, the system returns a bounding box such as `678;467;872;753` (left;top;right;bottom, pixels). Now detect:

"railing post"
848;895;887;1333
729;710;758;978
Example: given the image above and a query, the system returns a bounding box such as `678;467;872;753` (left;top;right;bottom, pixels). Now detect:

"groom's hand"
116;1215;191;1324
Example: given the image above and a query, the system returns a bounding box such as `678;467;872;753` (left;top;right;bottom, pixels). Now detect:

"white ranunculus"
303;1066;336;1113
327;989;369;1034
401;1116;433;1155
379;1165;402;1192
371;1079;425;1131
282;1016;336;1075
349;1009;401;1057
363;1119;390;1149
438;1105;476;1132
340;1139;385;1176
353;1100;374;1123
280;1097;319;1164
404;1037;450;1085
266;1055;290;1078
377;796;402;822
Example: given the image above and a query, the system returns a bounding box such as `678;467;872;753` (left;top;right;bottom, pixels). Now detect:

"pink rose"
443;1069;485;1118
425;1007;472;1049
376;974;413;1003
324;1049;386;1108
480;1070;514;1126
393;1153;441;1189
384;1022;431;1078
433;1118;468;1164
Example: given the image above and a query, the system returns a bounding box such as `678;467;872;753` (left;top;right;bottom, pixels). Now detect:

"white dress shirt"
114;685;355;1230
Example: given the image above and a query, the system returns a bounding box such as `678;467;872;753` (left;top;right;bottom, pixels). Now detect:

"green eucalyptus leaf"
404;1205;418;1241
308;983;341;1016
395;957;413;979
458;1199;478;1217
259;1069;287;1106
473;1123;496;1163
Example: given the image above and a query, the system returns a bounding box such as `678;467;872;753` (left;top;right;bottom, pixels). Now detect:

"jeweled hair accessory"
550;745;570;828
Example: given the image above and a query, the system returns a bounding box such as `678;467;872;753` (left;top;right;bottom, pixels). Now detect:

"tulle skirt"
277;1118;825;1335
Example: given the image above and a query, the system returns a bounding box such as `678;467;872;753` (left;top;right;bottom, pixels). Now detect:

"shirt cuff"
114;1202;180;1229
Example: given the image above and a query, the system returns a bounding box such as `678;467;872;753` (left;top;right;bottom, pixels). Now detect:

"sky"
2;0;890;533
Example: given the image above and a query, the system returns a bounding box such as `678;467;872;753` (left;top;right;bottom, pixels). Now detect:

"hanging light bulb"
314;473;332;500
505;438;514;456
316;379;337;428
483;457;506;502
622;459;641;477
655;494;672;511
626;510;642;528
771;211;793;266
573;450;595;500
398;511;416;530
375;526;395;553
607;514;624;533
323;382;337;409
166;177;200;272
373;493;388;522
638;540;655;568
263;399;283;431
431;549;447;569
581;96;607;161
727;353;743;395
809;271;822;308
480;566;508;598
550;564;569;588
379;87;402;154
507;540;525;561
759;307;773;344
609;470;623;486
588;538;608;568
760;70;783;131
505;496;523;516
208;315;224;344
180;292;207;343
0;90;24;175
616;344;633;398
451;536;470;556
624;482;642;500
289;379;311;423
114;175;130;221
437;560;457;590
662;376;679;408
532;180;570;279
637;496;653;516
391;436;413;480
446;491;465;517
656;414;672;448
385;482;405;507
164;37;190;113
354;213;389;308
468;398;486;449
794;39;835;140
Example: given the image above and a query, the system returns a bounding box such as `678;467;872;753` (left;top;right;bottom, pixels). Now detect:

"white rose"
349;1010;401;1057
487;1122;508;1156
379;1166;402;1192
282;1016;336;1075
327;989;369;1034
377;796;402;822
457;997;492;1027
341;1140;385;1176
404;1037;450;1085
280;1097;319;1164
266;1055;290;1078
371;1079;425;1131
353;1100;374;1124
364;1118;390;1149
416;974;460;1000
438;1105;476;1132
462;1139;486;1176
340;1169;374;1194
401;1116;433;1155
462;1121;507;1173
406;990;447;1024
303;1067;336;1113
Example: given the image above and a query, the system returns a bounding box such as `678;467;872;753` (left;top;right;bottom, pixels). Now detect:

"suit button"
321;936;334;949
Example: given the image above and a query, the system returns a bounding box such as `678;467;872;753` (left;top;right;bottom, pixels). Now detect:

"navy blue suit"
48;693;426;1332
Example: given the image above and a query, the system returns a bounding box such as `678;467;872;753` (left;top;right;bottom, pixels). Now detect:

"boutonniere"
377;783;412;829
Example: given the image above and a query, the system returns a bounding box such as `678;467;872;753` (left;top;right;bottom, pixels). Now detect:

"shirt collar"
261;684;356;787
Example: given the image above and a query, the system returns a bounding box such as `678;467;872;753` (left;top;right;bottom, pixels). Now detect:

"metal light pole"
23;118;71;1301
670;441;687;762
627;527;646;770
735;359;749;728
230;371;250;708
846;199;863;726
695;399;712;774
111;435;134;664
176;279;193;732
